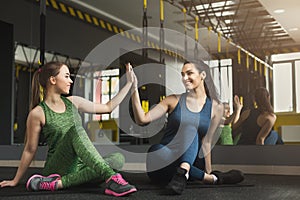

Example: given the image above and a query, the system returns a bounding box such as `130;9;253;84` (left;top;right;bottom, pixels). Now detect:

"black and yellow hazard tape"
34;0;184;60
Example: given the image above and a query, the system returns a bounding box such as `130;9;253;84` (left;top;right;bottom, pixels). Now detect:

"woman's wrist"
131;89;137;95
12;178;19;185
131;85;138;91
236;107;242;112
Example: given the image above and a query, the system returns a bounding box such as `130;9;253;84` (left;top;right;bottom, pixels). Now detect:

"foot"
211;170;244;184
166;167;187;195
26;174;61;191
105;173;137;197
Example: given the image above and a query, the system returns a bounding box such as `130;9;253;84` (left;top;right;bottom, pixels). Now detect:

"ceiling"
70;0;300;60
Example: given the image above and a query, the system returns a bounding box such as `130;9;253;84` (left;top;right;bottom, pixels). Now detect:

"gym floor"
0;167;299;200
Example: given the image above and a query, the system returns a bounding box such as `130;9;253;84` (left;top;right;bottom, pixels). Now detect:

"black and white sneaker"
211;170;244;184
166;167;188;195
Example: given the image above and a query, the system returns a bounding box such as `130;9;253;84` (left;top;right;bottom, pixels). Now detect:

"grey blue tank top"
39;96;82;159
160;93;212;145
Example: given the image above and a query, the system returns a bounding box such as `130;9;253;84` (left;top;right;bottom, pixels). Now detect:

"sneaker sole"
105;188;137;197
26;174;61;191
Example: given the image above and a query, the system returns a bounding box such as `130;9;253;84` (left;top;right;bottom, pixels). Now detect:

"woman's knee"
147;144;170;164
103;152;125;171
148;143;165;153
147;144;176;173
265;130;279;145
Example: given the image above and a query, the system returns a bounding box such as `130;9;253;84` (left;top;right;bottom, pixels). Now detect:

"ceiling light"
273;9;285;14
215;11;235;17
288;27;299;32
225;19;232;24
196;1;234;10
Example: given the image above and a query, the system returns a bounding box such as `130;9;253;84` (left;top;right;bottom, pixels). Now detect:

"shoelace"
39;180;57;191
111;174;128;185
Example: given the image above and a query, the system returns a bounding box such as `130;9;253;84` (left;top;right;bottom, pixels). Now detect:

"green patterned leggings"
42;125;124;188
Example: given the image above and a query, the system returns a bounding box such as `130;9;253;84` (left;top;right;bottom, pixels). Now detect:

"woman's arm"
202;101;224;173
130;65;174;125
70;64;135;114
231;95;243;124
231;109;250;131
0;107;42;188
131;86;173;125
224;95;243;125
256;114;276;145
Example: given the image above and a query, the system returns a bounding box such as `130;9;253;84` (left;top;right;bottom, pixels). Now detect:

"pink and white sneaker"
26;174;61;191
105;173;137;196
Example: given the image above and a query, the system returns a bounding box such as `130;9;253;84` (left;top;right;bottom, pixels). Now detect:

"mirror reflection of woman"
233;87;283;145
130;61;244;195
219;95;243;145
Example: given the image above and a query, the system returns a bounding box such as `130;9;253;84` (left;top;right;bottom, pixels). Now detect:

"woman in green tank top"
219;96;243;145
0;61;137;197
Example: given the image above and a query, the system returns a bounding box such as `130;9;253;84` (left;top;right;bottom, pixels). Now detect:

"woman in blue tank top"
233;87;283;145
130;60;244;195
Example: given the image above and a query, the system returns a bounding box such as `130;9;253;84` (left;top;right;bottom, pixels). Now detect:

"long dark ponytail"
254;87;274;114
30;61;64;110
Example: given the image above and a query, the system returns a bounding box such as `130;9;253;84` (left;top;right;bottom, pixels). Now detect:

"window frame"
272;58;300;114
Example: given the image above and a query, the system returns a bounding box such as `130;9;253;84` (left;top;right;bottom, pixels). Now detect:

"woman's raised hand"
233;95;243;110
125;63;138;90
125;63;134;83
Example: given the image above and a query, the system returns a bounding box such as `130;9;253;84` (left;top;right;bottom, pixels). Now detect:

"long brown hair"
30;61;64;110
184;60;221;103
254;87;274;113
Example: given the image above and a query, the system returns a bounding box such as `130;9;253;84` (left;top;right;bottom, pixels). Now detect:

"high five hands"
125;63;138;91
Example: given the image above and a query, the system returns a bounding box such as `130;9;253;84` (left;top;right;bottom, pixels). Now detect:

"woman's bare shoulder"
66;95;83;108
167;93;181;99
211;99;223;109
211;99;224;116
30;105;44;116
161;94;182;113
261;112;277;121
163;94;181;103
28;105;45;124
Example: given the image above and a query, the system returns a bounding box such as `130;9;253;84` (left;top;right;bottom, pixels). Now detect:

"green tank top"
39;96;82;160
